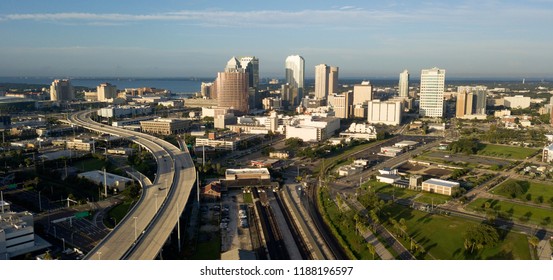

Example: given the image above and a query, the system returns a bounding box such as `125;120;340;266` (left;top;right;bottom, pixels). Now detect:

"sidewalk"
343;194;394;260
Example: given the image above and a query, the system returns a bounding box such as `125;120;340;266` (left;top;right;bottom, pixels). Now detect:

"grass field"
477;144;538;160
319;189;377;259
494;179;553;203
414;192;450;205
105;200;135;227
467;198;553;227
72;158;107;172
385;204;531;259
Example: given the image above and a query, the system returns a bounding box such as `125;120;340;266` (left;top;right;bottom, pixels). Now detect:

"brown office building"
215;57;249;115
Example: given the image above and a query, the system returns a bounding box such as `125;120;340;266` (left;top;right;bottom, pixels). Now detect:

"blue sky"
1;0;552;79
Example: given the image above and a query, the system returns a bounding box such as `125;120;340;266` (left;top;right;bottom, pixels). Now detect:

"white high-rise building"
353;81;373;104
315;64;329;100
419;67;446;118
399;70;409;98
50;79;74;101
97;83;117;101
285;55;305;106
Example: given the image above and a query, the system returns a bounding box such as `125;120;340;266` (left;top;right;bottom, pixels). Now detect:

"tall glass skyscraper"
399;70;409;98
285;55;305;106
419;67;446;118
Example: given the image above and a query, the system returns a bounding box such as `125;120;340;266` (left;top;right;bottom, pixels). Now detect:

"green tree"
367;243;376;259
463;224;499;254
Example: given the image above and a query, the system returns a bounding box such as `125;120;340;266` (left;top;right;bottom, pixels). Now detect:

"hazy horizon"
1;1;552;78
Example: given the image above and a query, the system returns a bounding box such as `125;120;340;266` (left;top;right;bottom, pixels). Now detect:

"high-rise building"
419;67;446;118
456;86;488;118
328;66;339;95
399;70;409;98
285;55;305;106
215;57;249;115
50;79;74;101
201;82;214;99
239;56;259;88
353;81;373;105
328;91;352;119
97;83;117;101
315;64;329;100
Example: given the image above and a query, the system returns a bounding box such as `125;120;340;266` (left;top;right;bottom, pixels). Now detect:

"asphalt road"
68;110;196;260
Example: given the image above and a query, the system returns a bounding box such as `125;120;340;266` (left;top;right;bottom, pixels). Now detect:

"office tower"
314;64;329;100
328;66;339;95
353;81;373;105
285;55;305;106
456;86;488;118
399;70;409;98
328;91;352;119
419;67;446;118
215;57;249;115
97;83;117;101
201;82;214;98
239;56;259;88
50;79;74;101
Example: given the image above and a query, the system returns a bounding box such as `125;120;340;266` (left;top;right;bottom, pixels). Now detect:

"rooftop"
226;168;270;175
423;178;459;188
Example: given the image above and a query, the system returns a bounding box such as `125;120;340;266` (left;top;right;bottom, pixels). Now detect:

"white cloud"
0;9;408;28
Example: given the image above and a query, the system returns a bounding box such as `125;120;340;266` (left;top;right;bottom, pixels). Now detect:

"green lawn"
414;193;450;205
467;198;553;227
192;233;221;260
477;144;538;160
105;200;135;227
385;204;531;259
72;158;107;172
319;189;377;260
494;179;553;203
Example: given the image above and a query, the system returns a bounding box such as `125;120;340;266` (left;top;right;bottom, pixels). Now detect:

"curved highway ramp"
68;110;196;260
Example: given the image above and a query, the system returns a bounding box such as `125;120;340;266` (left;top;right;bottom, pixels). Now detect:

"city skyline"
1;1;553;78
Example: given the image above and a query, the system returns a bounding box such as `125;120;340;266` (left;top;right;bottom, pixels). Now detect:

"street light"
155;193;158;210
97;251;101;260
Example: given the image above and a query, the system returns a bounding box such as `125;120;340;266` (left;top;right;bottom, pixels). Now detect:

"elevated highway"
68;110;196;260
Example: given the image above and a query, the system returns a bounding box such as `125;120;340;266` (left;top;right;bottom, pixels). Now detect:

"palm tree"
529;236;540;249
367;243;376;260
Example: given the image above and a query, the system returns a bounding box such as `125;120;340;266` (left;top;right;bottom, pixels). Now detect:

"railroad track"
252;188;289;260
273;190;311;260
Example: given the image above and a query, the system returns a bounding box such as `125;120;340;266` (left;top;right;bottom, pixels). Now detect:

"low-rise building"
339;122;377;141
97;105;152;118
195;133;260;151
504;95;531;109
421;178;459;196
201;182;221;201
543;143;553;163
285;116;340;142
225;168;271;181
379;146;403;157
376;174;401;184
77;170;133;192
338;165;364;176
66;138;96;151
1;211;50;259
140;118;191;135
269;151;289;159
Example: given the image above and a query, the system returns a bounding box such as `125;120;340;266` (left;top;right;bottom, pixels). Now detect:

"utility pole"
177;200;181;253
103;168;108;198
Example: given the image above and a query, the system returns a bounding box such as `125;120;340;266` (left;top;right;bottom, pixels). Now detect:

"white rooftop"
423;178;459;188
